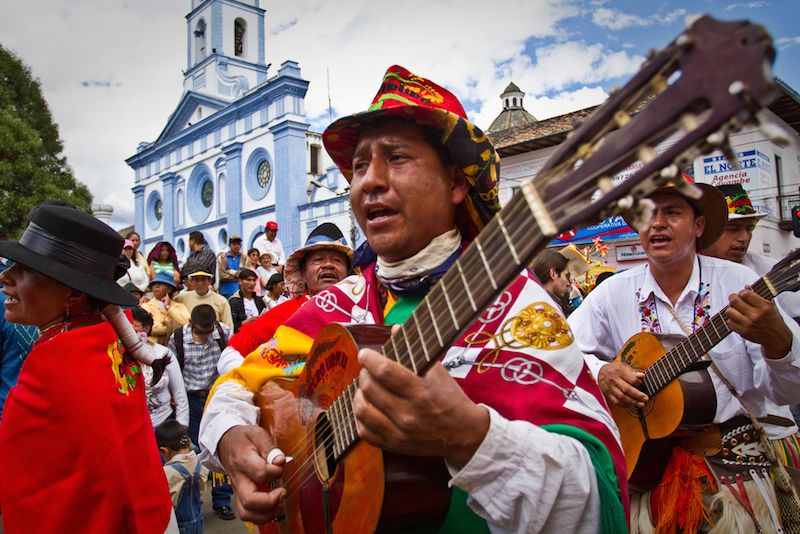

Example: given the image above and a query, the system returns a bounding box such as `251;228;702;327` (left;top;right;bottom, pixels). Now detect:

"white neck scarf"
376;228;461;281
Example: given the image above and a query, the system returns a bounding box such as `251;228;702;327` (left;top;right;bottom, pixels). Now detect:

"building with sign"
126;0;354;262
487;79;800;269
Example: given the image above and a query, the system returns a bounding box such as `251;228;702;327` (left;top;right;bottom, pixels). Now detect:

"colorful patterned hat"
717;183;767;220
322;65;500;240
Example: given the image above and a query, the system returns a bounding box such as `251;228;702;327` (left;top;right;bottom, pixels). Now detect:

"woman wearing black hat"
0;204;172;533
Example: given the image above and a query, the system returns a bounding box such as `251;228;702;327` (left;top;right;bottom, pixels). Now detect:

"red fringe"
650;448;718;533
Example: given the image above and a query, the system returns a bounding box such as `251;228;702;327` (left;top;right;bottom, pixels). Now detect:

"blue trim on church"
128;0;356;263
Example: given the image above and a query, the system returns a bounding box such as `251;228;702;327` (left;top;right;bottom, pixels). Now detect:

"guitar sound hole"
313;412;338;481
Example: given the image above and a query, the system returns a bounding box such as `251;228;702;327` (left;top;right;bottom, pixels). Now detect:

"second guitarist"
570;182;800;533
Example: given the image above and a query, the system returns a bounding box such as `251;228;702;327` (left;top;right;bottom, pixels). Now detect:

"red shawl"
0;320;171;533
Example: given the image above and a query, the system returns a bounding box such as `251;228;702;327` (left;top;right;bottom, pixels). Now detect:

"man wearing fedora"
0;204;172;532
141;271;191;346
569;182;800;532
199;66;628;531
252;221;285;274
212;222;352;375
703;183;800;323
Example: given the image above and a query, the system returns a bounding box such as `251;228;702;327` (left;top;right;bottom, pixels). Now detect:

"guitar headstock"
769;249;800;295
525;15;777;236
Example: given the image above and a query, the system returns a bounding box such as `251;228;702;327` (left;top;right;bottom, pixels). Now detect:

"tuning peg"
637;146;657;164
620;197;655;233
756;111;792;147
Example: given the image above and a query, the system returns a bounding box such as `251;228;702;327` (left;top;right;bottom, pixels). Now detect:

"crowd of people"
0;65;799;534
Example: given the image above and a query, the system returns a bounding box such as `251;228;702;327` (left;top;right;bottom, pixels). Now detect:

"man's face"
229;242;242;255
302;249;348;295
550;268;571;299
703;218;756;263
239;276;257;295
639;193;705;268
191;276;211;295
266;229;277;241
350;121;468;263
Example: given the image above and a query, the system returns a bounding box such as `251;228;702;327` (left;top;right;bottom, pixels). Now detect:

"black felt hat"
0;205;137;306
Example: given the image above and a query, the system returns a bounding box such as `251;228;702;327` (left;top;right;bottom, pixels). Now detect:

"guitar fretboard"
641;275;774;396
327;190;548;460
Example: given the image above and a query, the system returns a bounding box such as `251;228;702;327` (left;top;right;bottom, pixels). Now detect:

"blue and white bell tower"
184;0;268;100
127;0;357;264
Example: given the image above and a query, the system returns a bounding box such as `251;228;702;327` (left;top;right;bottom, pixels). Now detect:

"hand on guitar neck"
726;286;792;360
598;286;793;411
355;345;491;470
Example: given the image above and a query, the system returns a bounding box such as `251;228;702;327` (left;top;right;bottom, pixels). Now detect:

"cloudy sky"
1;0;798;229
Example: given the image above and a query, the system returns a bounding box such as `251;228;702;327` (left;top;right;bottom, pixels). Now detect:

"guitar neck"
328;191;550;460
642;275;774;396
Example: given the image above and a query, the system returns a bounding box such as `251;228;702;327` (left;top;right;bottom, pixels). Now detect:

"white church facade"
127;0;356;261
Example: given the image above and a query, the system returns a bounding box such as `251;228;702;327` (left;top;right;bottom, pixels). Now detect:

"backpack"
169;460;204;534
172;323;227;371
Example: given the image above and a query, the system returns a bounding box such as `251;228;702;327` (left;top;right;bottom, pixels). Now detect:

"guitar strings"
265;59;685;498
273;195;536;497
643;267;798;394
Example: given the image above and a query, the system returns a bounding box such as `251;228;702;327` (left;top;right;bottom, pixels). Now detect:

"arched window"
218;173;226;215
176;189;185;226
234;18;246;57
512;97;517;107
194;19;207;64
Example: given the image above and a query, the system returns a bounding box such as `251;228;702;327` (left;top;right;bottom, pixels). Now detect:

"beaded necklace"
636;259;711;334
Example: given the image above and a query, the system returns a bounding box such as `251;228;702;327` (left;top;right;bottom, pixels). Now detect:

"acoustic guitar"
611;249;800;482
255;16;780;533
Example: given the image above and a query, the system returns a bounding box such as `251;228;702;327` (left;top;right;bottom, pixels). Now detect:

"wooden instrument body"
255;324;451;534
610;332;717;479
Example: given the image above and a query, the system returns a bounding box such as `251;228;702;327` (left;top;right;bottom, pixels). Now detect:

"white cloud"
591;7;687;30
724;2;770;11
0;0;650;229
777;36;800;49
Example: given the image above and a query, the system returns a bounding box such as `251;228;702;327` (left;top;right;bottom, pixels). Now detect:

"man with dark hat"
217;234;247;299
212;222;352;374
569;181;800;532
252;221;285;274
199;66;627;531
0;204;172;532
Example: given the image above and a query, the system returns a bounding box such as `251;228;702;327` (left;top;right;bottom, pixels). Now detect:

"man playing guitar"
569;182;800;532
199;65;628;532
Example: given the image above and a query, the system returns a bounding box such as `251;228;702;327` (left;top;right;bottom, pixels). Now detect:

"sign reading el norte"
699;148;772;187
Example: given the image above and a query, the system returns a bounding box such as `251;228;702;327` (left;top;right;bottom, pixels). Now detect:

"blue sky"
0;0;798;228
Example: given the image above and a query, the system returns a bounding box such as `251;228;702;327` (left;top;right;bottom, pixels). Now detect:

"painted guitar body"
255;324;451;534
610;332;717;480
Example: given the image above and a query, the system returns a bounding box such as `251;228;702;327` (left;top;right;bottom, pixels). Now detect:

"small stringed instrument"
611;250;800;482
256;16;780;533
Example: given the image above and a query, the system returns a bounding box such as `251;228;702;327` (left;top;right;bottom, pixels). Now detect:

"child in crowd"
155;420;208;533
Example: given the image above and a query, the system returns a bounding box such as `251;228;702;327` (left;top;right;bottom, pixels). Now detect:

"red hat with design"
265;221;278;231
322;65;500;241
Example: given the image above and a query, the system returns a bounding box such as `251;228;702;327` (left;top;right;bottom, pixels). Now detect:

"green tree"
0;44;92;238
